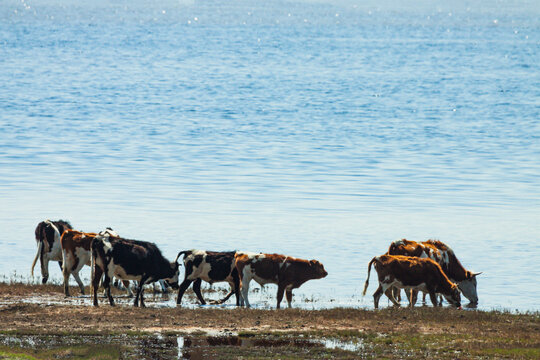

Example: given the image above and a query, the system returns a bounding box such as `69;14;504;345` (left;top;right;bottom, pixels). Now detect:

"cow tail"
175;250;191;264
90;240;97;293
362;257;377;296
31;241;43;277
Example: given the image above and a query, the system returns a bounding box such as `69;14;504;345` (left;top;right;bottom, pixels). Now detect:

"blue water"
1;0;539;311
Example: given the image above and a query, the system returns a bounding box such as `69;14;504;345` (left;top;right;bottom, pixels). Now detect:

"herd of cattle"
29;219;481;309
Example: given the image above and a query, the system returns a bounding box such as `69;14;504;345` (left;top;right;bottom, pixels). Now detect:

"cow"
387;239;481;305
60;228;132;297
176;250;241;306
234;252;328;309
362;254;462;309
31;219;73;284
91;234;180;307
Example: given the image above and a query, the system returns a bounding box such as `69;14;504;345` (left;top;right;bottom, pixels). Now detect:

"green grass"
0;345;120;360
0;350;38;360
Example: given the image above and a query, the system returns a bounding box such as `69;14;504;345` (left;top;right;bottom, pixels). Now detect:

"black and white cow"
176;250;241;306
91;234;180;307
31;219;73;284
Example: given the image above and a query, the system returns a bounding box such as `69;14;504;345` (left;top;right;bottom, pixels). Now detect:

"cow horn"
472;272;482;276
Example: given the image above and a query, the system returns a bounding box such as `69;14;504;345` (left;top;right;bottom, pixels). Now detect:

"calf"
31;219;73;284
235;252;328;309
60;228;131;297
362;254;461;309
388;239;481;304
91;234;180;307
176;250;240;306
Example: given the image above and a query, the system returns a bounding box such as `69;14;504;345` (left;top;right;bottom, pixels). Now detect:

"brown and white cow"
176;250;241;306
235;252;328;309
362;254;462;309
60;228;129;297
31;219;73;284
387;239;480;304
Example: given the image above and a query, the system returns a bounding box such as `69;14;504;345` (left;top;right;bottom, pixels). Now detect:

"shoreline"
1;283;539;359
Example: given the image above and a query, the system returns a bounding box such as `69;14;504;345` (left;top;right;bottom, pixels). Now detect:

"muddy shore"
1;283;539;359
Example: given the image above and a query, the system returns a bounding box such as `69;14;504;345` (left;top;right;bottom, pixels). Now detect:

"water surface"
0;0;539;311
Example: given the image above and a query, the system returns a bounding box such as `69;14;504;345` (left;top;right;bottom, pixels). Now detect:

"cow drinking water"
387;239;481;305
362;254;462;309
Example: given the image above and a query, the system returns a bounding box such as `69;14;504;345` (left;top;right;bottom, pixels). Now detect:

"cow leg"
285;288;293;308
384;287;401;307
122;280;133;297
103;273;115;306
92;266;103;307
240;277;251;308
134;282;143;307
62;262;71;297
409;290;419;308
428;290;438;307
392;287;401;302
192;279;206;305
58;261;63;270
422;292;428;304
234;275;241;306
176;279;193;305
139;284;147;308
407;290;418;307
72;272;85;295
373;285;384;309
276;284;286;309
41;257;50;284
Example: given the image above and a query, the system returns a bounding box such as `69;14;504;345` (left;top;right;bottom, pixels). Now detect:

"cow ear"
310;259;317;266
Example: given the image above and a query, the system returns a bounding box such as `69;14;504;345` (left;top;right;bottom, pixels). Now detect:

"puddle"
176;335;363;359
0;333;363;359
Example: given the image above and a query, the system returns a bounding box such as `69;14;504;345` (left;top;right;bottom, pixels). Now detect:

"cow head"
99;228;119;237
164;261;180;290
458;271;481;304
443;283;462;308
309;260;328;279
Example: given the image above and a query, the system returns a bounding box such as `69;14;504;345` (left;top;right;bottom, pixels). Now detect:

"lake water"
0;0;539;311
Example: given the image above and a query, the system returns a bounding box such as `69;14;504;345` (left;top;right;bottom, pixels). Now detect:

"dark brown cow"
31;219;73;284
362;255;462;309
387;239;480;304
235;252;328;309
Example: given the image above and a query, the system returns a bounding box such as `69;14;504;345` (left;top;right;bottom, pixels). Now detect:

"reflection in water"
0;333;362;360
176;335;362;359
